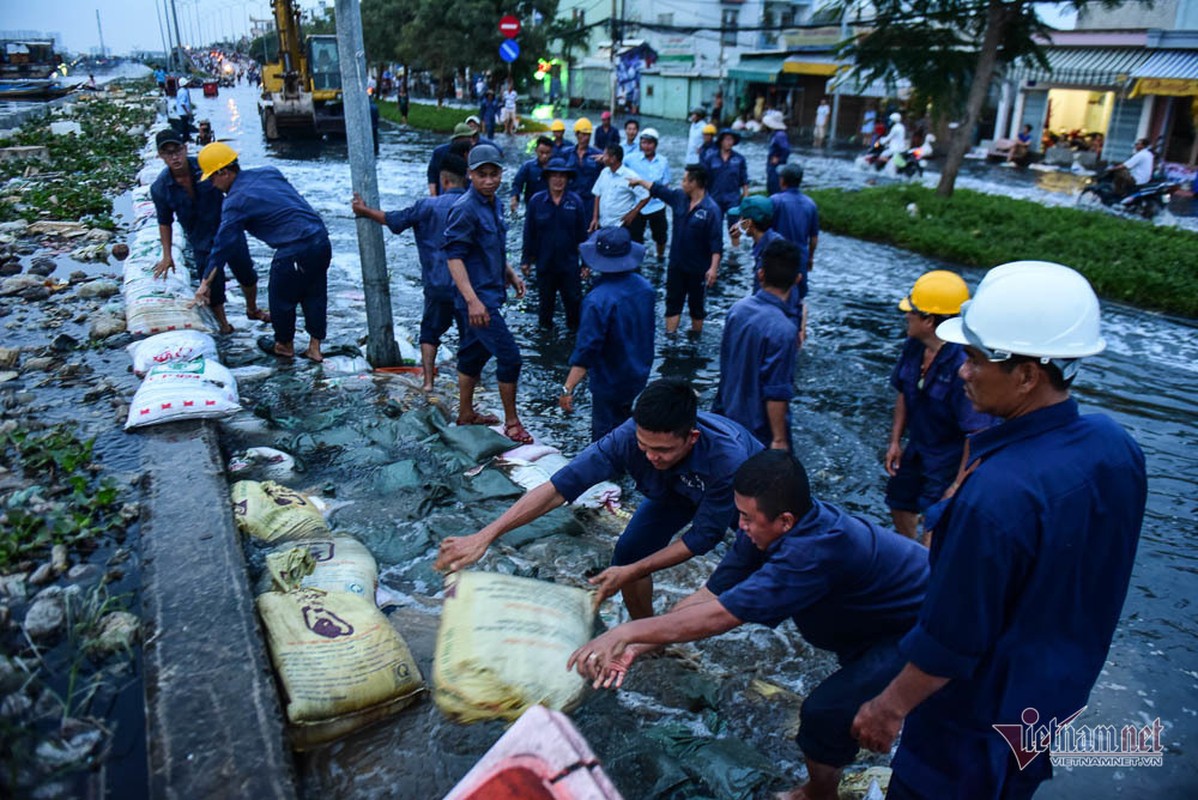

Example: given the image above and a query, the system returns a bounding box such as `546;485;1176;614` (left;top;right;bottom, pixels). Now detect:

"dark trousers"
630;209;668;253
590;393;634;442
536;264;582;329
268;238;331;343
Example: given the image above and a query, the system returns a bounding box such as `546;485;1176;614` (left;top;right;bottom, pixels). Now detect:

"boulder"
76;279;119;299
28;258;55;277
0;275;44;297
90;611;139;656
23;596;65;640
88;313;125;340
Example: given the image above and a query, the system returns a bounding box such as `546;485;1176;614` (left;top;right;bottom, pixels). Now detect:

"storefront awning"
781;56;839;77
728;57;787;84
1006;47;1149;87
1129;50;1198;96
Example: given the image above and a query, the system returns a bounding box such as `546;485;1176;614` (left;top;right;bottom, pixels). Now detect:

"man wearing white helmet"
877;111;908;164
852;262;1147;799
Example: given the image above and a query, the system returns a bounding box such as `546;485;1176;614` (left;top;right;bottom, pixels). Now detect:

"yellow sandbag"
257;587;424;749
433;572;595;723
231;480;329;542
263;536;378;599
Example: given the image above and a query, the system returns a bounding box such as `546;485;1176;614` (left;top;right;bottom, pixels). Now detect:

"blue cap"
543;157;576;176
468;144;503;170
579;227;644;274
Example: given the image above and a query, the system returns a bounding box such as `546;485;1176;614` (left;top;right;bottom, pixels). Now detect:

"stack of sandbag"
123;222;215;335
127;329;219;376
434;571;595;723
232;480;425;748
123;354;241;429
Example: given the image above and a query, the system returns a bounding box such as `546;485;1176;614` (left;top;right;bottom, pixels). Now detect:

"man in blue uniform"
520;158;588;329
885;270;998;540
150;130;267;335
548;119;573;159
351;154;469;392
713;238;801;450
764;114;791;195
593;110;619;151
623;128;670;260
509;136;554;213
427;123;474;197
703;129;749;224
770;164;819;341
728;195;801;315
197;143;330;362
565;118;604;213
629;164;723;335
560;227;656;440
443;144;532;444
569;450;930;800
436;378;763;619
853;262;1147;800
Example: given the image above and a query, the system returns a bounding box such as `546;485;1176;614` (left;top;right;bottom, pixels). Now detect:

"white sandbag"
124;355;240;429
124;283;214;336
126;330;218;375
137;162;162;186
434;571;595;723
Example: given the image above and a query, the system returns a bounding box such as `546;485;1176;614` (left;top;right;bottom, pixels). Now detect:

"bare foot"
218;323;235;335
300;347;323;363
274;343;295;358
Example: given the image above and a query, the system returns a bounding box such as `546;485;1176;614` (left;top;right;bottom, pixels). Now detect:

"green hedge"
805;184;1198;318
377;100;548;134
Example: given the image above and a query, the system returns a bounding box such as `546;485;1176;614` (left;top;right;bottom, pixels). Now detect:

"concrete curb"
139;419;297;800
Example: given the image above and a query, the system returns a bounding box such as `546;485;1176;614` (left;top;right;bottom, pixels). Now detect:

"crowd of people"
149;99;1147;800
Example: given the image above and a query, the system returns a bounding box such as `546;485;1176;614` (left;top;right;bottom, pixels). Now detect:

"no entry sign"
499;15;521;38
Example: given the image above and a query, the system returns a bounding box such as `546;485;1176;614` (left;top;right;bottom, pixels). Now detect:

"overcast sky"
0;0;1077;57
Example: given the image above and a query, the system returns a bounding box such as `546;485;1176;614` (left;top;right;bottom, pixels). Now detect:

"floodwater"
191;84;1196;797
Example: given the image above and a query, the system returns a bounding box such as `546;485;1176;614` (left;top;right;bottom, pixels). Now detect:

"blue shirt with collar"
712;290;799;447
205;166;327;280
708;499;929;660
426;142;454;196
770;188;820;299
521;189;587;273
625;151;670;214
593;124;620;151
650;183;723;274
893;399;1146;794
511;158;548;205
565;145;604;207
551;412;763;555
568;271;656;402
151;156;226;253
383;187;465;298
443;184;508;310
552;137;575;159
768;130;791;164
703;149;749;212
890;339;998;475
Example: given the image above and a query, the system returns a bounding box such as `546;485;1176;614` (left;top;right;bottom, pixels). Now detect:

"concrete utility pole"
608;0;617;118
335;0;400;367
96;10;107;58
169;0;184;69
829;2;849;146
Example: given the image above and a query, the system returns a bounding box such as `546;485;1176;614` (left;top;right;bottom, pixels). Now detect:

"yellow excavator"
257;0;344;139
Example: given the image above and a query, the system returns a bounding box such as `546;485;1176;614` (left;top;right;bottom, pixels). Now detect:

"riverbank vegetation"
377;99;548;134
806;184;1198;317
0;82;157;229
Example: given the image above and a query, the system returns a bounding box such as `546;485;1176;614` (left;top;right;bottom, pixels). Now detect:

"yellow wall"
1046;89;1113;134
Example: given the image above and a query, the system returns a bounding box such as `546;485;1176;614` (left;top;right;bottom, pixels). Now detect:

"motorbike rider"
876;112;908;167
1113;138;1154;197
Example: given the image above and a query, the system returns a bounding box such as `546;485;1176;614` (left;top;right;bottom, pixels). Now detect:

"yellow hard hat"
550;119;566;132
198;141;239;181
899;270;970;316
702;123;717;135
573;117;593;134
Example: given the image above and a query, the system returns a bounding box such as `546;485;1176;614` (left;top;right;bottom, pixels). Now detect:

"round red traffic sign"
499;15;521;38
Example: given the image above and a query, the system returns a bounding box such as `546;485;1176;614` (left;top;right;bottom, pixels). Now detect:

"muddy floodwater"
186;84;1197;797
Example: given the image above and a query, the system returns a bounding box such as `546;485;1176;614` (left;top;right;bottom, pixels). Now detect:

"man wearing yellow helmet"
197;142;331;362
698;123;718;163
565;118;603;211
548;119;572;159
885;271;998;541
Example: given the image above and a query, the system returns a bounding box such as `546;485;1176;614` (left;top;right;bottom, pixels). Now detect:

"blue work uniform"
206;166;329;344
521;189;588;329
565;145;604;211
651;183;723;320
712;290;798;448
708;499;929;767
151;157;255;304
890;399;1146;800
885;340;998;513
510;158;548;206
770;188;820;301
703;149;749;218
426;142;454;196
443;185;521;383
551;137;574;159
479;98;501;136
568;271;656;440
749;228;803;317
593;123;620;151
551;413;763;565
698;140;717;164
766;130;791;195
383;187;465;347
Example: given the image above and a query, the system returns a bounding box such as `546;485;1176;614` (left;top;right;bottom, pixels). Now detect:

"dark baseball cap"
156;129;184;149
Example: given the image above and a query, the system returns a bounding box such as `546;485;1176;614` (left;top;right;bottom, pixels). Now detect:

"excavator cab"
308;36;341;92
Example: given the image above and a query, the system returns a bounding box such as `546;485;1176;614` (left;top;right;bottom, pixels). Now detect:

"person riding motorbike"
876;112;908;167
1112;138;1154;197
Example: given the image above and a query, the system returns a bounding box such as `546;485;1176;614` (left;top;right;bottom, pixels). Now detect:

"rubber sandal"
257;336;293;359
247;308;272;323
503;421;534;445
456;412;500;426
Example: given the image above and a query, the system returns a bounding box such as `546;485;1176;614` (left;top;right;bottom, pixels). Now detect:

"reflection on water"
200;85;1197;797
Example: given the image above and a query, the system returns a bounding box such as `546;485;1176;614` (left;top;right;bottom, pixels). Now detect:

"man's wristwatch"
561;385;573;396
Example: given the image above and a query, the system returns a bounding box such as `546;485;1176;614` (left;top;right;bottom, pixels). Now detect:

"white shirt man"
593;153;650;228
1122;139;1154;186
501;88;518;122
879;113;908;158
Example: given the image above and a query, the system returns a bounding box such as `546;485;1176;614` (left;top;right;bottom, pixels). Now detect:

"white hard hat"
937;261;1105;377
639;127;660;141
889;112;901;123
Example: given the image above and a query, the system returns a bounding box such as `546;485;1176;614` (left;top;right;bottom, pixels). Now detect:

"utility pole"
608;0;617;118
828;2;849;147
156;0;171;69
96;10;107;58
335;0;400;367
169;0;185;70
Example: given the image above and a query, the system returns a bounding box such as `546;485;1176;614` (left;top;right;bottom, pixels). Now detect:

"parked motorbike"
855;136;934;179
1078;168;1179;219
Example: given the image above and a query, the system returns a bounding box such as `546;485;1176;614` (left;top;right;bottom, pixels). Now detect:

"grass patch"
805;184;1198;317
377;100;548;134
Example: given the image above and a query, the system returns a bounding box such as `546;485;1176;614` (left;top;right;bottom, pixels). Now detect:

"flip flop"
456;412;500;426
247;308;272;323
257;336;293;359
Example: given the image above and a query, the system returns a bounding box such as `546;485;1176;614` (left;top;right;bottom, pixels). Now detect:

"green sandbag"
374;459;421;493
504;507;585;547
642;723;780;800
428;412;515;463
457;469;523;502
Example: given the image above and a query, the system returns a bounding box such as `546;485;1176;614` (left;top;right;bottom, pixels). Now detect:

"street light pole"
335;0;400;367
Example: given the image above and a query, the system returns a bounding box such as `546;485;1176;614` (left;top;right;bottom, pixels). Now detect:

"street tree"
837;0;1130;197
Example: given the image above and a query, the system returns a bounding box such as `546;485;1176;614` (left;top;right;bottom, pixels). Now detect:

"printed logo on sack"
302;601;355;639
993;707;1165;769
